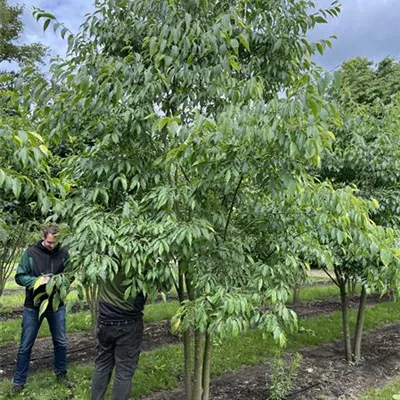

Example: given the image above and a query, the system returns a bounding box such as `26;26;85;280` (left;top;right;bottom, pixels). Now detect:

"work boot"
56;372;75;388
10;384;24;395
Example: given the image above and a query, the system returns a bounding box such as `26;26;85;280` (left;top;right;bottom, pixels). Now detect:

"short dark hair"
43;226;60;238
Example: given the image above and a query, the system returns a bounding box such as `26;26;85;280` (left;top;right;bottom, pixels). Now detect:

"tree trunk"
0;225;27;299
292;285;300;305
201;331;212;400
183;329;193;400
339;280;352;361
85;284;99;333
347;278;357;296
178;268;193;400
353;285;367;364
191;330;205;400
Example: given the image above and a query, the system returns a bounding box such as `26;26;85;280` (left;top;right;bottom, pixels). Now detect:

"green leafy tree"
0;0;47;66
319;65;400;363
337;56;400;107
0;72;69;300
26;0;400;397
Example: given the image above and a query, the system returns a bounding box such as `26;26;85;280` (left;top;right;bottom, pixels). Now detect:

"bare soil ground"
143;323;400;400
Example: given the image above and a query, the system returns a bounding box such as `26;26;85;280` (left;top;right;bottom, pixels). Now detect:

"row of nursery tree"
2;1;400;399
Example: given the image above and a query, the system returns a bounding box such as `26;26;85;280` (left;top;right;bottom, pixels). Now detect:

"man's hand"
41;276;51;285
33;275;51;290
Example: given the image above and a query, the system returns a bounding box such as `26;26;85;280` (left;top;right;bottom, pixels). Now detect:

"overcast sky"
1;0;400;72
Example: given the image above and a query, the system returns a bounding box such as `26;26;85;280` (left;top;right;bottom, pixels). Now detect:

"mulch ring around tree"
142;323;400;400
0;320;178;379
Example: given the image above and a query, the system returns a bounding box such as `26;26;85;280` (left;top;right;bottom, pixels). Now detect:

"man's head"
42;226;61;250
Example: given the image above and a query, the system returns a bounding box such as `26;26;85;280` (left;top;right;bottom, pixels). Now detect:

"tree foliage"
23;0;400;396
318;58;400;362
0;0;47;66
337;56;400;107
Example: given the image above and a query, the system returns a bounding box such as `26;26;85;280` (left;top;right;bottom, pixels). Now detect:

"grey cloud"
309;0;400;70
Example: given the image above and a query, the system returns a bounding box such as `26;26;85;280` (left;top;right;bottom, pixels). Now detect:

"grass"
2;299;400;399
361;379;400;400
0;301;180;344
4;279;21;291
0;292;26;313
0;284;364;344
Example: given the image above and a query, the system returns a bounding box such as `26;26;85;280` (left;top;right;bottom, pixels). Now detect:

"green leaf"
39;144;49;156
43;19;51;32
38;12;56;20
39;299;49;318
0;76;12;83
52;292;61;311
46;278;55;296
238;34;250;51
33;292;46;305
149;37;158;57
314;16;327;24
12;178;21;199
61;28;68;39
33;276;47;291
230;39;239;54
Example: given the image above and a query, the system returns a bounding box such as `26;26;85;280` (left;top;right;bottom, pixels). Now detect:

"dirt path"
142;323;400;400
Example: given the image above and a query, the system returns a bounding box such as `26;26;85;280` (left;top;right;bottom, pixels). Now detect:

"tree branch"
223;173;244;242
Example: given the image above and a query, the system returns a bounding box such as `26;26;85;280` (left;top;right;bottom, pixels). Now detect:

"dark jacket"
98;268;146;324
15;241;69;310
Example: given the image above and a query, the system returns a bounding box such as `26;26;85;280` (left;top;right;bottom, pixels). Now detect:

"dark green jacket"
15;241;69;309
98;268;146;323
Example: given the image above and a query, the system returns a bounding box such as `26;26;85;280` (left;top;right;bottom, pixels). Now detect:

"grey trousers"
91;319;143;400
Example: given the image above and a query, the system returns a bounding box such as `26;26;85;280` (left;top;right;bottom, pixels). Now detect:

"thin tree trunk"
191;330;205;400
351;279;357;296
0;225;26;299
347;278;357;296
183;329;192;400
85;284;99;334
201;330;212;400
292;285;300;305
353;285;367;364
339;281;352;361
178;267;193;400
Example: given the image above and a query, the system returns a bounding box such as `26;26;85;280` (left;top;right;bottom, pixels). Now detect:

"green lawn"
4;279;21;291
361;379;400;400
0;284;363;344
0;301;180;344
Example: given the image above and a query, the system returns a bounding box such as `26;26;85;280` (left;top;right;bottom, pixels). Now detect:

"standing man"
12;226;74;393
91;267;146;400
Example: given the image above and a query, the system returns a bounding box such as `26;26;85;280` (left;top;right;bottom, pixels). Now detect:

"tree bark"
183;329;192;400
292;285;300;305
201;331;212;400
178;267;193;400
192;330;205;400
339;280;352;361
353;285;367;364
85;284;99;333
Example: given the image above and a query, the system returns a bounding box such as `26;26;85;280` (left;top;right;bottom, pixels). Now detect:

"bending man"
91;267;146;400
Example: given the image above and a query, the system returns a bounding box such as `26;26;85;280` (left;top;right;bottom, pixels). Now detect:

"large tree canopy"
337;56;400;107
21;1;400;398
